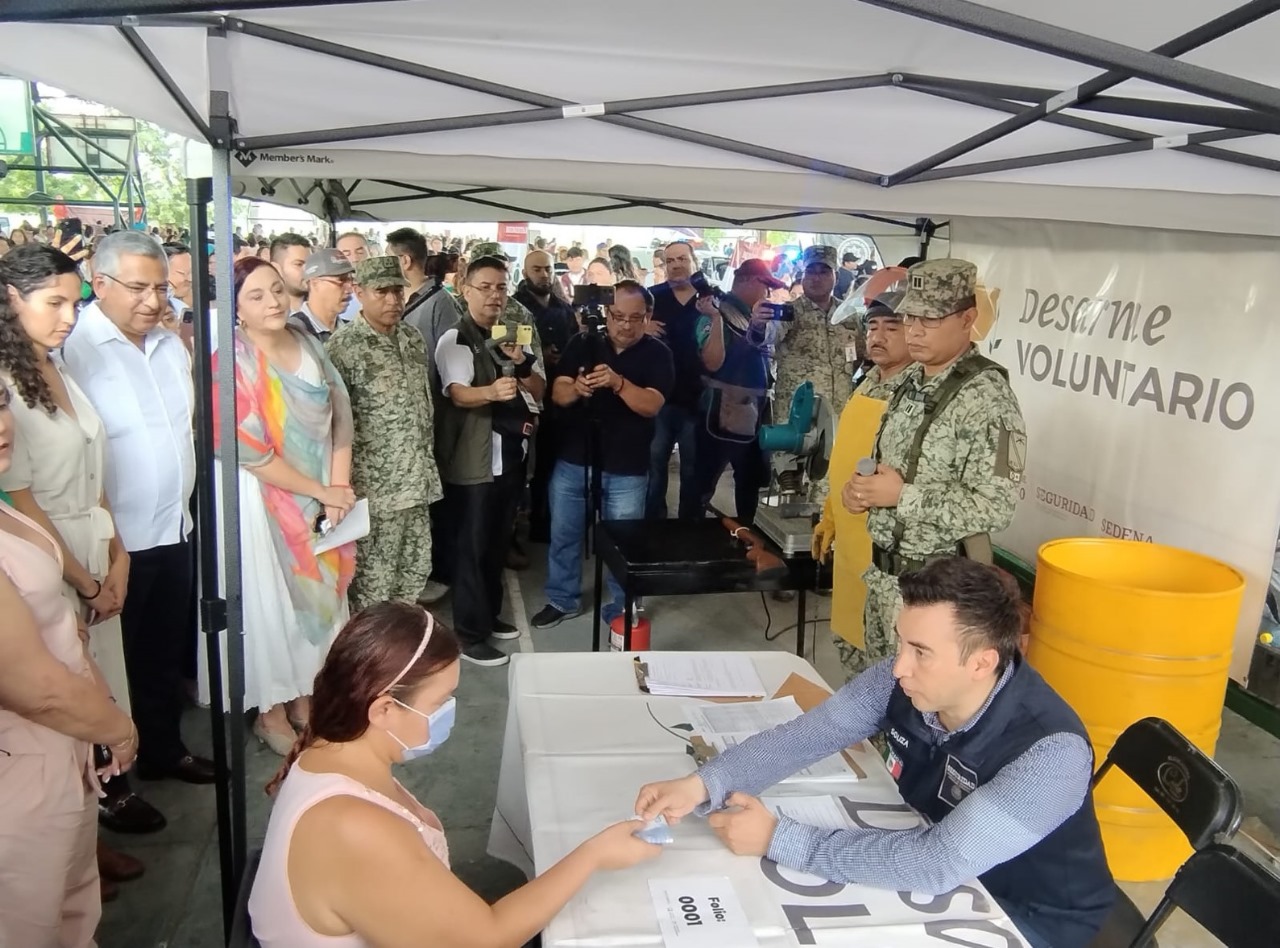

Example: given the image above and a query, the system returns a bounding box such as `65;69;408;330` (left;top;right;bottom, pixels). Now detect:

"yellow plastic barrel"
1027;538;1244;882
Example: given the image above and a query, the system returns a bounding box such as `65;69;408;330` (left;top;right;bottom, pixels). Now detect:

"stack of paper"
684;697;857;782
640;654;766;698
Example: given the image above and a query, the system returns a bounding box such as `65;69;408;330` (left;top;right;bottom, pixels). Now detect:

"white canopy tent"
3;0;1280;237
5;0;1280;934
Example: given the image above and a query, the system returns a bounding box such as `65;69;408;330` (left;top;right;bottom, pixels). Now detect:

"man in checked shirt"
636;557;1114;948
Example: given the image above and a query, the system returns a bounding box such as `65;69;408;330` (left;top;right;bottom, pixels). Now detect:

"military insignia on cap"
911;274;924;289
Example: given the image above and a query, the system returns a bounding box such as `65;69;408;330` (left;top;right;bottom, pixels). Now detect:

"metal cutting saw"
755;381;834;556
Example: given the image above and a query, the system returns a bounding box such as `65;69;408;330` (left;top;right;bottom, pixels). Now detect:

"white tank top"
249;760;451;947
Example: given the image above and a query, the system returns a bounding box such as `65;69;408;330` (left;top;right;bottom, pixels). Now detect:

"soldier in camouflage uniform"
821;288;916;677
840;259;1026;675
773;245;866;501
325;257;442;611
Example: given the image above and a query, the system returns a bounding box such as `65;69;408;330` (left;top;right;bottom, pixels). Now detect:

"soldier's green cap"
897;259;978;320
801;245;838;271
469;241;511;261
354;255;409;289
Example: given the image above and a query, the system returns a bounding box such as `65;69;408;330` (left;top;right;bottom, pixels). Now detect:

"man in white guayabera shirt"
63;231;215;786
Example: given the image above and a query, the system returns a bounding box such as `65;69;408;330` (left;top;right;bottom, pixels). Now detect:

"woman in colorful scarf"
213;258;358;754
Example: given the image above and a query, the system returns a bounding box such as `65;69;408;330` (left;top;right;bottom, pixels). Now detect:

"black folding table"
590;518;818;656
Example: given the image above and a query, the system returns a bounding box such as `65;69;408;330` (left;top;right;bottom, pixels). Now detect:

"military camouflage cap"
469;241;511;261
354;255;409;289
897;259;978;319
801;245;838;271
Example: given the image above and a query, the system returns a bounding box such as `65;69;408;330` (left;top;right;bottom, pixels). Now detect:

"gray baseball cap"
303;248;354;280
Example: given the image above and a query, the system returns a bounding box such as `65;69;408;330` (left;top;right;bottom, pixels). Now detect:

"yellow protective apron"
827;393;888;650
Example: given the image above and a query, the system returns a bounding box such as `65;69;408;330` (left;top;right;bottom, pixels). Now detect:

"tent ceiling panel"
961;145;1280;193
1;24;208;140
3;0;1279;236
223;33;526;138
136;24;212;126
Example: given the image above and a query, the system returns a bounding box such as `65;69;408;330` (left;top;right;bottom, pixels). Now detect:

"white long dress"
0;366;132;714
197;342;351;711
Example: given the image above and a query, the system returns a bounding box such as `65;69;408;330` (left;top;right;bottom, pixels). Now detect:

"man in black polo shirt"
645;240;704;520
531;281;674;628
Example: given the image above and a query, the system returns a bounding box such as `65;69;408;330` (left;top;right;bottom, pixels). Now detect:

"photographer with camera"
773;245;866;501
530;281;673;630
514;250;578;542
692;258;780;526
434;255;544;667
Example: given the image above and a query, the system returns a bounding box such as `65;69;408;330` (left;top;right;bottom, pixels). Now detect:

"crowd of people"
0;217;1125;948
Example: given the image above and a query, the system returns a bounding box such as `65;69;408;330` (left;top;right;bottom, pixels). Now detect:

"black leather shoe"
99;792;167;834
137;754;217;785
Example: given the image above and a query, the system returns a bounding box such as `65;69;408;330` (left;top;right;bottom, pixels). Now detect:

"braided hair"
0;244;82;414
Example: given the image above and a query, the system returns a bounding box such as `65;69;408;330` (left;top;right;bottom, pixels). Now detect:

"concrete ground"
97;479;1280;948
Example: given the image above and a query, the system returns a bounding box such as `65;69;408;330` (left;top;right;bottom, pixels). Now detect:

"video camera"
573;283;614;336
423;250;460;283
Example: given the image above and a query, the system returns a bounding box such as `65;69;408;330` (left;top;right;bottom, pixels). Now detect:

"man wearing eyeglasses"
530;281;673;630
289;249;355;342
840;259;1026;674
434;254;546;666
63;231;215;786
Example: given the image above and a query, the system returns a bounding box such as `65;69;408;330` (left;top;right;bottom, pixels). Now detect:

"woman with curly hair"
0;243;160;892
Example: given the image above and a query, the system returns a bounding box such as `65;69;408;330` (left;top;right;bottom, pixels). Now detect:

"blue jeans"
546;460;647;623
646;403;700;520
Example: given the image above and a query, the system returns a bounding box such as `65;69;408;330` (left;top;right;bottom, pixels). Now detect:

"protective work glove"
811;499;836;563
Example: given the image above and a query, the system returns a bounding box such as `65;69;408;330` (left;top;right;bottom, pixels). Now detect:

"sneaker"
418;579;450;605
531;604;580;629
461;642;510;667
491;619;521;641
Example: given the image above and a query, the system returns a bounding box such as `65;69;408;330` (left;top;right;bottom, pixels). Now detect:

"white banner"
953;218;1280;681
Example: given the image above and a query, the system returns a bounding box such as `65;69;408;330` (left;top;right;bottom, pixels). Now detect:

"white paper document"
312;497;370;554
762;795;856;831
649;876;759;948
686;698;856;782
641;654;766;698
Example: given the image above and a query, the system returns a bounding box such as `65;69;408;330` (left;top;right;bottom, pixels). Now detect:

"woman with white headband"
250;601;660;946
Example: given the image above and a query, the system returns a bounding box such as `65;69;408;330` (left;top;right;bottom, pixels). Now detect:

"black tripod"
579;307;609;558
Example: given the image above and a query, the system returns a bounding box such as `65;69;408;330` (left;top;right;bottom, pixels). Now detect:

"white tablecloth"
488;651;1029;947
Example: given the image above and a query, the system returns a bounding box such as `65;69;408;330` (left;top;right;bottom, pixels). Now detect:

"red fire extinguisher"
609;615;651;652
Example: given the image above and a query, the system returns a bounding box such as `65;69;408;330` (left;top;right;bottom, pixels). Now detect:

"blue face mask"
389;697;456;762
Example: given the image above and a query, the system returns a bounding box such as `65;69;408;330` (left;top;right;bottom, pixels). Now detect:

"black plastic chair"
227;848;263;948
1088;716;1244;948
1130;843;1280;948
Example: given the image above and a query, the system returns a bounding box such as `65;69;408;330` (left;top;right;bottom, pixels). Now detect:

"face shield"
829;266;909;327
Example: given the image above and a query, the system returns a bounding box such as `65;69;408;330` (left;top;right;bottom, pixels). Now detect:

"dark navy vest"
879;656;1114;947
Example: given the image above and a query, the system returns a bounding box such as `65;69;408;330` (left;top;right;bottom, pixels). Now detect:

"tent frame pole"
226;19;882;184
877;0;1280;185
0;0;391;21
186;176;238;936
117;24;214;141
858;0;1280;115
236;75;891;151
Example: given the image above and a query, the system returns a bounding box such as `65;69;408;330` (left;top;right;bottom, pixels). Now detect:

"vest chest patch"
886;747;904;781
937;754;979;808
